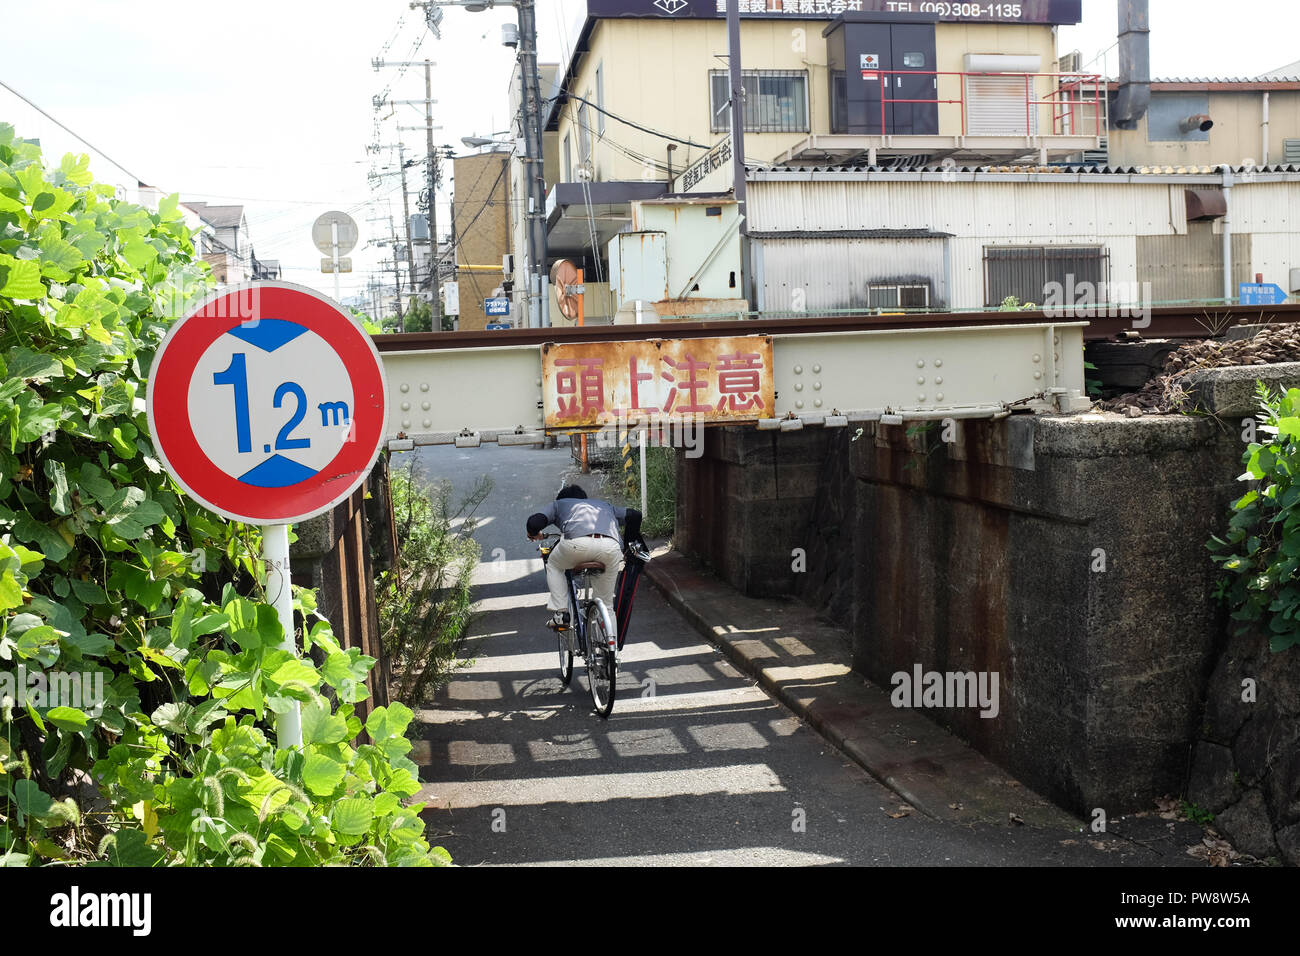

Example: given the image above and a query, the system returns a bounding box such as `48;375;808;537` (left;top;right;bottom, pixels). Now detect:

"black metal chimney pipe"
1113;0;1151;129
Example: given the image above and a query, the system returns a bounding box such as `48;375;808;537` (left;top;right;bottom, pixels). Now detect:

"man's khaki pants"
547;535;624;634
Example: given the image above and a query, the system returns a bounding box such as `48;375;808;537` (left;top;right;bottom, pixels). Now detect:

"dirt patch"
1099;326;1300;414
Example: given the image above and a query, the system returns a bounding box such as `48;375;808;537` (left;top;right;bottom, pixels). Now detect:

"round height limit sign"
148;282;387;525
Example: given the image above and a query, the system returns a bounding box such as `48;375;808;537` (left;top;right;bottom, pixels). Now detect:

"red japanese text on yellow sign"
542;335;774;428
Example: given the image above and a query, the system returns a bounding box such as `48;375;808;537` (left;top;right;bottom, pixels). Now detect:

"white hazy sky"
1;0;1296;305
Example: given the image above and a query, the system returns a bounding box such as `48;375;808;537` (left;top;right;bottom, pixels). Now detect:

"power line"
557;92;715;150
0;78;145;183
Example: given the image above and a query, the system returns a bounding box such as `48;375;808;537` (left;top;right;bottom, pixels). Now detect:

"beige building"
1104;78;1300;170
535;3;1300;321
549;11;1085;182
542;1;1094;320
450;149;513;331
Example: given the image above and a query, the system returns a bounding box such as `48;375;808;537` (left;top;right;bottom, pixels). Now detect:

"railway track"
372;303;1300;352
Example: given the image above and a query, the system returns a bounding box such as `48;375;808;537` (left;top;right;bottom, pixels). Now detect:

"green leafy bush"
378;464;486;705
0;125;446;865
1209;383;1300;653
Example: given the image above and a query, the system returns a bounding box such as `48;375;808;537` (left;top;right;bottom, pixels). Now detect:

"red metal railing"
864;70;1106;138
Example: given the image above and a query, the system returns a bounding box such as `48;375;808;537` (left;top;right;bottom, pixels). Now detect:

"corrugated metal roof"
751;228;952;239
1102;77;1300;91
748;163;1300;176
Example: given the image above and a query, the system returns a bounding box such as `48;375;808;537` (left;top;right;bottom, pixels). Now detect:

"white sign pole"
639;427;648;517
330;221;341;304
263;523;303;750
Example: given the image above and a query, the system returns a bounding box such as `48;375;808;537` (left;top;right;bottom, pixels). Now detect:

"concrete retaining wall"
676;368;1300;820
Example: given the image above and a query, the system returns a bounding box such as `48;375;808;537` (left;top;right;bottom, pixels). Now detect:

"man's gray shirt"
541;498;627;544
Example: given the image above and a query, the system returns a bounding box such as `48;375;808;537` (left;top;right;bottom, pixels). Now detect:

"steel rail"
373;303;1300;352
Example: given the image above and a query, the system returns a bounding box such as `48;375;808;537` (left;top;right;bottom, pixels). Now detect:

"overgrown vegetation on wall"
0;126;447;865
1209;382;1300;652
378;465;488;705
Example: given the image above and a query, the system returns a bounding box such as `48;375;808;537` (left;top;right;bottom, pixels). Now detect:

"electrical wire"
1;78;145;182
554;92;715;150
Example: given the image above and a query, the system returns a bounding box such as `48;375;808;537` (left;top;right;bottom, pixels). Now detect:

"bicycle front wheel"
585;602;616;718
557;624;573;686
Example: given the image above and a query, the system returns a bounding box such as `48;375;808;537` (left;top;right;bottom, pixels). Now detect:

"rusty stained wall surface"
678;417;1245;814
541;334;773;429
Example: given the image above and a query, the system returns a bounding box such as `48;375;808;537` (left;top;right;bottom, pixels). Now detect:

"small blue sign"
485;296;510;316
1239;282;1289;306
485;323;511;331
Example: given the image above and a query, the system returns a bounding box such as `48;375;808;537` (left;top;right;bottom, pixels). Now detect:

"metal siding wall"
1137;231;1252;303
759;238;946;311
749;179;1300;310
750;180;1175;238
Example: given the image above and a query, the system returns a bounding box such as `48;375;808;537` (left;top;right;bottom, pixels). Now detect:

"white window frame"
709;70;810;134
868;283;930;310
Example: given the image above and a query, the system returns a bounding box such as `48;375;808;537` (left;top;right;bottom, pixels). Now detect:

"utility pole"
726;0;750;309
518;0;550;328
397;144;419;321
425;60;441;329
404;0;547;326
372;56;443;325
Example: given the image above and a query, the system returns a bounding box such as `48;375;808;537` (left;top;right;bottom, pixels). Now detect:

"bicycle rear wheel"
585;603;616;718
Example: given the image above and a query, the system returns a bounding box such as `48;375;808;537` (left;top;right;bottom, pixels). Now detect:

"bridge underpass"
406;440;1211;866
378;303;1300;855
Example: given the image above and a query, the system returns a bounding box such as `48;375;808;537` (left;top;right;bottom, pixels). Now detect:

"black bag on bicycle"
613;539;648;651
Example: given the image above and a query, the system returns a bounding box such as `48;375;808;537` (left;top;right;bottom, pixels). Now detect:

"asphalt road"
398;443;1209;867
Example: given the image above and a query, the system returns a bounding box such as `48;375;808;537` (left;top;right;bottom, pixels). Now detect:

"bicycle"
537;534;618;718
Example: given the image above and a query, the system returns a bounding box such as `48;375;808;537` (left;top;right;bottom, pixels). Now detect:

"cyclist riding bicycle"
526;485;642;638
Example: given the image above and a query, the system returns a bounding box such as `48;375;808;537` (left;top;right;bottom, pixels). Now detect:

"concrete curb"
643;547;1081;831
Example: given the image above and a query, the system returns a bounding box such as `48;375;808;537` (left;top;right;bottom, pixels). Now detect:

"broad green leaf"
15;399;63;442
0;573;22;611
13;779;53;817
366;701;414;742
330;795;374;836
97;828;164;867
102;486;165;539
68;578;108;605
62;631;113;657
12;513;70;562
58;152;93;187
302;752;346;796
0;253;44;299
45;706;89;732
301;700;349;746
14;624;61;664
29;187;75;222
268;657;321;690
150;702;192;734
6;347;61;381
